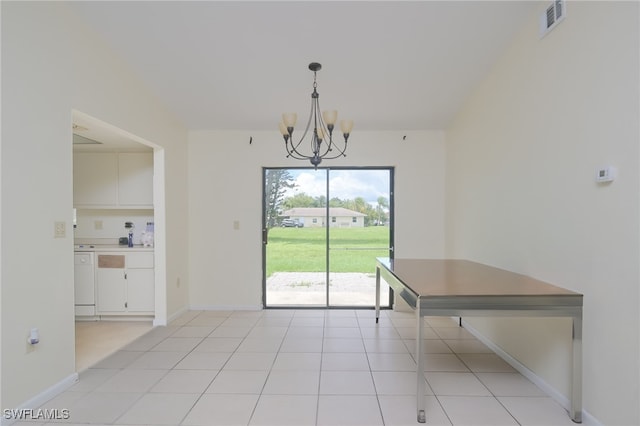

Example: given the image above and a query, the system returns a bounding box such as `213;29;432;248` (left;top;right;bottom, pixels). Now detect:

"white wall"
446;2;639;424
1;2;189;410
188;130;445;308
75;209;154;245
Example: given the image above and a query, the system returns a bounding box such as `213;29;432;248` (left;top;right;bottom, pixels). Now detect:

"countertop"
74;244;154;252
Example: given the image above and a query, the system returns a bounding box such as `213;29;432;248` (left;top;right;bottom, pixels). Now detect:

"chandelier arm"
312;138;347;160
285;141;310;160
286;96;317;160
312;96;335;158
318;144;348;159
313;123;348;160
315;102;348;160
285;138;310;160
310;96;320;157
312;96;323;157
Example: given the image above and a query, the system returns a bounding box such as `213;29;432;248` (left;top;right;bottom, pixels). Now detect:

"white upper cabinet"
118;153;153;206
73;153;118;206
74;152;153;209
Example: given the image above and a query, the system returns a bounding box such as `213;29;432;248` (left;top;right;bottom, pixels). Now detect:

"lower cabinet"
126;268;155;312
96;265;126;312
96;252;154;315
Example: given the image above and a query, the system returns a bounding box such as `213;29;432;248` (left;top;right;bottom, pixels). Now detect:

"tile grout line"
245;310;294;426
444;324;524;425
174;311;234;426
314;311;326;426
364;309;389;426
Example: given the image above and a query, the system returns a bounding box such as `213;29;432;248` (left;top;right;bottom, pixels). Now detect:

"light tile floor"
75;321;154;371
28;309;576;426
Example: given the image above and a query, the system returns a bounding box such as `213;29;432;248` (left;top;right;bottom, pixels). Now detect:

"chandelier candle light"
279;62;353;168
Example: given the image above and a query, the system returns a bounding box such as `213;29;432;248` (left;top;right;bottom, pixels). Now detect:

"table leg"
571;312;583;423
416;299;426;423
375;266;381;323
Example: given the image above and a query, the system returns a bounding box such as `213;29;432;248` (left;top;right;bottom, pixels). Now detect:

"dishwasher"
74;252;96;316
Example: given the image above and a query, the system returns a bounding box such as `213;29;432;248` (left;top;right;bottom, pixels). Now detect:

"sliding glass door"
263;167;393;308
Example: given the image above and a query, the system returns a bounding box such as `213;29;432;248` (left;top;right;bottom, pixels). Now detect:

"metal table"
375;258;583;423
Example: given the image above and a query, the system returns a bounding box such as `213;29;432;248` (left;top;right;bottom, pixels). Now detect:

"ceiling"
67;1;539;144
73;113;154;152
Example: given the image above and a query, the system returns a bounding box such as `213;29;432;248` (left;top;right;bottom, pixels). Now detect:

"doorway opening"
263;167;394;308
72;110;165;371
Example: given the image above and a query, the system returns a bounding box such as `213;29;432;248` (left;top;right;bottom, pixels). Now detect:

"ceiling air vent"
540;0;566;38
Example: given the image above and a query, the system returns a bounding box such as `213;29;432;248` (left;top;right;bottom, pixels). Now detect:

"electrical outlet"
94;220;103;230
233;220;240;230
54;221;66;238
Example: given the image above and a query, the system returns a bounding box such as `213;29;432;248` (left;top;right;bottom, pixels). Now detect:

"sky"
285;169;390;205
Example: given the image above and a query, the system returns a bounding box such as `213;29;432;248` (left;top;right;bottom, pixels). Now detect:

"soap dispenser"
125;222;134;247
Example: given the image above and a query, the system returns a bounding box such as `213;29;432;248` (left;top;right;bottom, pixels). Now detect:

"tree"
376;196;389;225
282;193;316;209
264;169;295;229
352;197;368;213
329;197;345;208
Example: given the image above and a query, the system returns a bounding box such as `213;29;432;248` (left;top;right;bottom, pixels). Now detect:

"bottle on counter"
141;222;154;247
125;222;134;247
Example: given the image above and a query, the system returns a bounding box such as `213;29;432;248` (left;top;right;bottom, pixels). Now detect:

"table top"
378;258;582;299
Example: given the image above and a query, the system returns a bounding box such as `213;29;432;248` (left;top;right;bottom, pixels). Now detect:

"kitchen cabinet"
73;153;118;206
117;153;154;206
96;252;154;315
73;152;153;209
126;269;155;312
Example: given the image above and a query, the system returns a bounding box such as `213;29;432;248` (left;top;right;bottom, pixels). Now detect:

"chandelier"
279;62;353;168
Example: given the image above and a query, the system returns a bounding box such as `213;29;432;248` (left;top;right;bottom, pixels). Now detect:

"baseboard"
460;319;602;426
164;305;189;325
2;373;78;426
152;317;166;327
160;305;263;325
96;315;154;322
190;304;263;311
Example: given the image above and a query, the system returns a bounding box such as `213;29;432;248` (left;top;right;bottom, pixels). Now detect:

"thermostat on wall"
596;166;616;183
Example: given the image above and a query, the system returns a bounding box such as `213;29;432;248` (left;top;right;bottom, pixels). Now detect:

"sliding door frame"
262;166;394;309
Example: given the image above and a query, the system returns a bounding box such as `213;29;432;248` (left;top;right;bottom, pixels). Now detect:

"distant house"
281;207;367;228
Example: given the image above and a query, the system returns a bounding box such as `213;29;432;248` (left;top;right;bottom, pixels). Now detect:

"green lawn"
266;226;390;276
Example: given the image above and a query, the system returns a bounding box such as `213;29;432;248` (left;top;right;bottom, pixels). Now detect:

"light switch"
233;220;240;230
94;220;103;230
54;221;66;238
